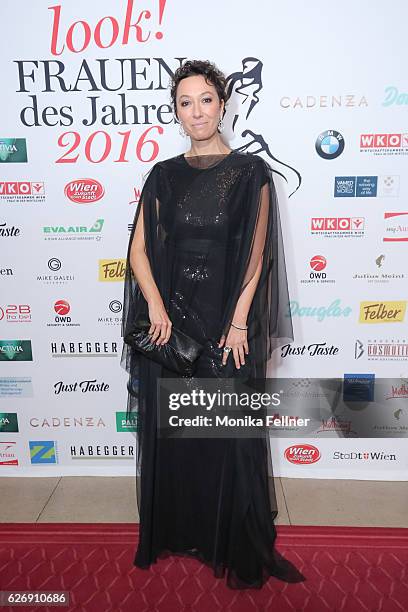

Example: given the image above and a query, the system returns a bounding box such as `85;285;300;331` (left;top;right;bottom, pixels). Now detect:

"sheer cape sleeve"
219;156;293;378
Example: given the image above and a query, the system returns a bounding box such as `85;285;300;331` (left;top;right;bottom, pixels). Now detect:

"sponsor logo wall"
0;0;406;479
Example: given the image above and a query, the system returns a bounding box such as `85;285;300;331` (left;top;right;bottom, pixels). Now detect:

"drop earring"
218;115;224;133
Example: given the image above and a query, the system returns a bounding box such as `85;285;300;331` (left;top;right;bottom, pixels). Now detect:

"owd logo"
64;178;104;203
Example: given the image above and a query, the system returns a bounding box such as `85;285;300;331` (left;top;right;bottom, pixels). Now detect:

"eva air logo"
29;440;57;464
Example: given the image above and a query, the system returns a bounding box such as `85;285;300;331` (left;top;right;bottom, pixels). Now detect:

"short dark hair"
170;59;227;120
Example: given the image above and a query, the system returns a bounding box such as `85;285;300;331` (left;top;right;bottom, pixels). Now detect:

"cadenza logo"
284;444;321;464
98;259;126;281
64;178;104;203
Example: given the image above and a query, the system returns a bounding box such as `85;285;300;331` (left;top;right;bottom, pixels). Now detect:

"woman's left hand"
218;325;249;369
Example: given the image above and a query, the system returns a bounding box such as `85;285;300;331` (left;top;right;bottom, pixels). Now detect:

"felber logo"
98;259;126;281
64;178;104;203
359;301;406;324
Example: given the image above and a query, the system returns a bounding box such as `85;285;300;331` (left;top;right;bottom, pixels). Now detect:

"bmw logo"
315;130;345;160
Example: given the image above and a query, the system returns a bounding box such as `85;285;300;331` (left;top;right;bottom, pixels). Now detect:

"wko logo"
64;178;104;203
359;301;406;324
310;217;365;238
0;181;45;203
99;259;126;281
360;133;408;155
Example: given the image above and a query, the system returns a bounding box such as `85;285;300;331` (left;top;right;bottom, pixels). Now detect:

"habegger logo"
64;178;104;203
359;301;406;323
284;444;321;464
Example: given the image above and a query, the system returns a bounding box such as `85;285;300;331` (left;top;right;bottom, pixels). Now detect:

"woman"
121;60;305;589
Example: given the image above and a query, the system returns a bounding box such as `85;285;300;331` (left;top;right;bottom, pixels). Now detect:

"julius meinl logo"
359;301;406;324
51;340;118;357
99;259;126;281
43;219;104;241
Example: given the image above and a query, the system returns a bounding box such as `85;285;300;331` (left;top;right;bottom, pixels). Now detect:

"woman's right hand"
147;300;173;345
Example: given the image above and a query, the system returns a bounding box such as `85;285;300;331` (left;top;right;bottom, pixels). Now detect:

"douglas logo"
64;178;104;204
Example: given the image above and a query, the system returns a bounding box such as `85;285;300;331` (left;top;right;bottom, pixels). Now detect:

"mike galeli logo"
43;218;104;241
0;139;28;163
0;340;33;361
359;301;406;324
98;259;126;281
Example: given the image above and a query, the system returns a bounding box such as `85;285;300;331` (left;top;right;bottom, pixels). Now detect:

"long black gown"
121;150;305;589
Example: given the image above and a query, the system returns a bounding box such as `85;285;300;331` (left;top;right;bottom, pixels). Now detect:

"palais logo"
354;339;408;361
29;440;58;464
310;217;365;238
284;444;321;465
0;139;28;163
334;175;399;198
43;218;104;241
98;259;126;281
360;133;408;155
0;181;45;203
300;255;335;285
64;178;105;203
0;441;18;466
47;299;80;328
383;212;408;242
0;413;19;433
359;301;406;324
0;340;33;362
0;304;32;323
116;411;137;433
37;258;75;285
315;130;344;160
51;340;118;357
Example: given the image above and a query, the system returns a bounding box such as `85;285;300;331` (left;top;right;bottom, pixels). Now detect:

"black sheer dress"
121;150;305;589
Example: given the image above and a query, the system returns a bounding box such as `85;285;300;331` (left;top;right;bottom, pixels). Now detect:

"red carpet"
0;524;407;611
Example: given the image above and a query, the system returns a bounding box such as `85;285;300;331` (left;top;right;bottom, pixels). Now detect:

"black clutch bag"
124;318;204;377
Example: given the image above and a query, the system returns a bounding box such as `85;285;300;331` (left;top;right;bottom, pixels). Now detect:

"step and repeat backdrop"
0;0;407;478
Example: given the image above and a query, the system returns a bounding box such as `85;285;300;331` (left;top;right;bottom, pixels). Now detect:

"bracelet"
231;322;248;330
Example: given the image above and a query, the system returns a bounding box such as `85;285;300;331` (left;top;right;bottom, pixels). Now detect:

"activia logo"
284;443;321;465
64;178;105;204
